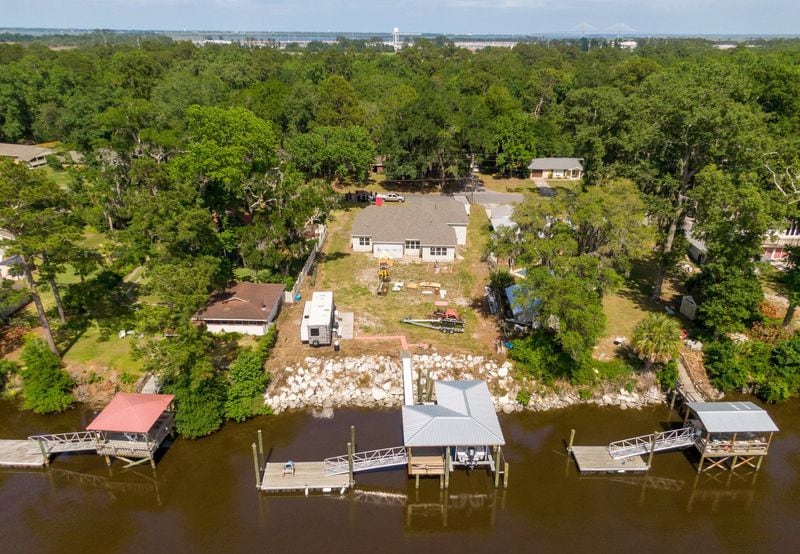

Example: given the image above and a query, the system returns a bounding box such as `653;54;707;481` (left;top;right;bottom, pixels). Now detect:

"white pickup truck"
377;192;405;202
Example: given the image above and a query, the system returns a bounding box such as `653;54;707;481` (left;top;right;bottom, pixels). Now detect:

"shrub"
658;360;680;390
20;339;74;414
509;331;573;383
170;374;226;438
119;372;137;386
705;340;752;392
224;347;271;422
516;389;531;406
0;360;18;391
256;325;278;358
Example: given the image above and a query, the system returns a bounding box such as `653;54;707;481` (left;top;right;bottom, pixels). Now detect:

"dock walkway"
571;446;649;474
259;462;350;492
0;440;46;468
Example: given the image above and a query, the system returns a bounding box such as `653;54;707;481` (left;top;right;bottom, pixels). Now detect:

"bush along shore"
264;353;665;415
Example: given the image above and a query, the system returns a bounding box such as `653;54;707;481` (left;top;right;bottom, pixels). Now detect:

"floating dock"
571;446;649;474
0;440;47;468
259;462;350;493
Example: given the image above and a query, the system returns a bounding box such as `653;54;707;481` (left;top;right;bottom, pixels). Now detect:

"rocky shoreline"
265;353;665;416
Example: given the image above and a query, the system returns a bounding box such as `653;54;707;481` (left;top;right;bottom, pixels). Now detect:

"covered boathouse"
86;393;175;468
684;401;779;473
402;381;507;487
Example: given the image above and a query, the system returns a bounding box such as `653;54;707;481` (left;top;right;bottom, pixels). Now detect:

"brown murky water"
0;397;798;553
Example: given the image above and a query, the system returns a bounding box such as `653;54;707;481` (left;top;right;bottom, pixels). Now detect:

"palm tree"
631;313;682;372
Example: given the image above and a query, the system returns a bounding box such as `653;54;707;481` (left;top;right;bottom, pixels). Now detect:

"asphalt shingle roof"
193;282;284;322
527;157;583;171
351;195;467;247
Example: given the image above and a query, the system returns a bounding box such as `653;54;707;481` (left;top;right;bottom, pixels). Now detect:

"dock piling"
36;437;49;466
350;425;356;453
347;442;354;488
646;430;657;469
252;443;261;488
567;429;575;453
257;430;264;467
503;462;509;489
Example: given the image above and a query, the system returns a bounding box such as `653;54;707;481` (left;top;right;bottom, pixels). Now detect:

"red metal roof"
86;393;174;433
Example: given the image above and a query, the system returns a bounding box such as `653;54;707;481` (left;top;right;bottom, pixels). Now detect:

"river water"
0;397;798;553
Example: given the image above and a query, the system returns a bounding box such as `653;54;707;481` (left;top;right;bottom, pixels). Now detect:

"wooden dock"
0;440;46;468
259;462;350;493
571;446;649;474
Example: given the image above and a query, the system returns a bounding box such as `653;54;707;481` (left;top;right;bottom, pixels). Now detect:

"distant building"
0;143;54;168
192;282;284;336
686;217;800;267
762;221;800;264
527;157;584;180
350;196;468;262
0;229;21;281
619;40;638;50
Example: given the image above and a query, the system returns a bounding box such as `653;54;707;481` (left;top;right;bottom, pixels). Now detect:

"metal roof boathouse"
87;393;176;468
685;401;779;472
402;381;507;486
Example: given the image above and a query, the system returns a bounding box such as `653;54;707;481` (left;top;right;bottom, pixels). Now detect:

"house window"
358;236;371;246
429;247;447;257
310;328;320;337
405;240;420;250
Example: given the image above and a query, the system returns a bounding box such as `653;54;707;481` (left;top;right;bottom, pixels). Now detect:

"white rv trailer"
300;291;336;346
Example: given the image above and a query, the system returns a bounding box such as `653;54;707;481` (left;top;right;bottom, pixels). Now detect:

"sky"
2;0;798;36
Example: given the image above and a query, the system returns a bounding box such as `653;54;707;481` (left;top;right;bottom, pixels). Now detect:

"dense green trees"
2;35;800;403
0;161;81;355
504;179;649;361
20;339;74;414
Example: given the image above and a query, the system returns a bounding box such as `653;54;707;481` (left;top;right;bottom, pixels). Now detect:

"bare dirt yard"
268;203;504;368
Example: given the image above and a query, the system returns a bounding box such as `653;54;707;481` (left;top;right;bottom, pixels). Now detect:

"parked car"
378;192;405;202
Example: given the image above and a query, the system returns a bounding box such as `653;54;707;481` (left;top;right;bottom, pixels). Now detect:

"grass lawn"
61;325;144;374
478;173;536;193
477;172;583;195
39;166;74;189
594;257;690;360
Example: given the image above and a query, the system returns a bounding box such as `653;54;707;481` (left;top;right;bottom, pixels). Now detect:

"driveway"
468;191;525;206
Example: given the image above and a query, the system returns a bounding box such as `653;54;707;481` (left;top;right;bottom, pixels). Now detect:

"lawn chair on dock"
282;461;295;476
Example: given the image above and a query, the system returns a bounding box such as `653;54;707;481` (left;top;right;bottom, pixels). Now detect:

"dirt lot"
268;204;503;367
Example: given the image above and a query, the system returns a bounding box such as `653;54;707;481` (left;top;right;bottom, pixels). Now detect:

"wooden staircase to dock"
607;427;697;460
323;446;408;476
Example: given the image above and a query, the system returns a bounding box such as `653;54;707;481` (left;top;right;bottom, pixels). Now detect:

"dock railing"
608;427;697;460
324;446;408;475
28;431;97;454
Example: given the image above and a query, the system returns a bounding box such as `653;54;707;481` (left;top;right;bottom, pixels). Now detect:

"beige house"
350;196;468;263
528;157;584;180
0;143;54;168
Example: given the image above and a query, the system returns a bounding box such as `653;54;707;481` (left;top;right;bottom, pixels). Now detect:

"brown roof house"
192;282;284;336
350;195;468;263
